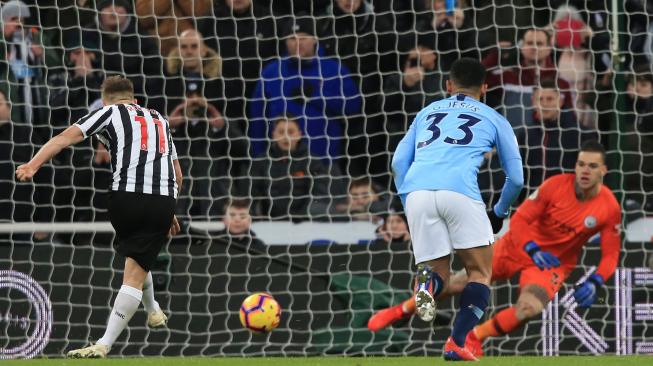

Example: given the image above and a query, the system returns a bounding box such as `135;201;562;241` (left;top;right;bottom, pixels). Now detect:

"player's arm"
173;158;183;196
391;118;417;206
574;204;622;308
16;125;85;181
168;138;182;237
509;177;561;270
595;211;622;281
492;116;524;217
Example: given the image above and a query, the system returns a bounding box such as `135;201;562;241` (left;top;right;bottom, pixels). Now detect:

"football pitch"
2;357;649;366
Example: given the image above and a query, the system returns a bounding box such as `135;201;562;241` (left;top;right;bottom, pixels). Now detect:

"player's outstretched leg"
367;298;415;332
414;263;445;322
67;258;147;358
143;272;167;327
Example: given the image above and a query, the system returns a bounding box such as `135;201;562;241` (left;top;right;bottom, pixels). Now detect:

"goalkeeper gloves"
487;209;504;234
574;274;604;308
523;241;560;270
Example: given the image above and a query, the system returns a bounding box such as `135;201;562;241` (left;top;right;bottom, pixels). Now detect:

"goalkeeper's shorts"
108;190;176;271
492;237;572;299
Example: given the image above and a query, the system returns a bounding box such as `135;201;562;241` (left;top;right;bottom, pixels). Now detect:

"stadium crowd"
0;0;651;243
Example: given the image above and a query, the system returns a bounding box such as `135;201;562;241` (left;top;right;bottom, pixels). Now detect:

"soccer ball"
239;292;281;333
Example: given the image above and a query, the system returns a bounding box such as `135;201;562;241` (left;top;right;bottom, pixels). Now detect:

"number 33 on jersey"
392;94;522;208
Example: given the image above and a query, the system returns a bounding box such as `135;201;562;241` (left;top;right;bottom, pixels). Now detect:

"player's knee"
516;286;549;320
466;267;492;286
445;270;468;296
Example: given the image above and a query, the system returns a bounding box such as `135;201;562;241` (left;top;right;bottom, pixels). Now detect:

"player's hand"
524;241;560;270
168;215;180;238
15;163;38;182
94;144;111;165
487;209;504;234
574;274;604;308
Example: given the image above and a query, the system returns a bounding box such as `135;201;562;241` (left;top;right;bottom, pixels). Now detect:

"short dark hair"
579;140;606;163
522;28;552;44
224;198;251;211
534;78;560;92
631;63;653;85
101;75;134;101
449;58;486;90
349;177;378;193
273;114;300;127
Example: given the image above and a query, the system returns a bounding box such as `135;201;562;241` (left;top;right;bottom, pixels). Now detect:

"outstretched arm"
16;125;85;181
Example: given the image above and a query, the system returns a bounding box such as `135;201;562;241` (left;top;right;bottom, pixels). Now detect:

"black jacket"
250;142;339;221
521;111;586;191
197;3;278;122
211;229;265;249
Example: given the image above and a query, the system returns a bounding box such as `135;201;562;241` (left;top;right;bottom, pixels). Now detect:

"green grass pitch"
2;357;650;366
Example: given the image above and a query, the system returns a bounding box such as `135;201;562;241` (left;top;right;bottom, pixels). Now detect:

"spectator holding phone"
383;45;443;151
166;29;248;219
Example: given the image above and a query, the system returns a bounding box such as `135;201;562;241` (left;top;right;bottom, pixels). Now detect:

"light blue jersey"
392;93;524;217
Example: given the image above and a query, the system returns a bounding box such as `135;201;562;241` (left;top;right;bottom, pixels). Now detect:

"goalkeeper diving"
369;140;622;358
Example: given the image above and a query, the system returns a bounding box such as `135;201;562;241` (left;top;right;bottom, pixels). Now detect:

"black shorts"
108;191;176;272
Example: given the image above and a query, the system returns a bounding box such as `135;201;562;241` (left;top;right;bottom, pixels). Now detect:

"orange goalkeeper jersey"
502;173;622;281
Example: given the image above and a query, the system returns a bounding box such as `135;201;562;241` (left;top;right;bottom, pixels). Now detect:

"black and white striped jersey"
74;103;179;198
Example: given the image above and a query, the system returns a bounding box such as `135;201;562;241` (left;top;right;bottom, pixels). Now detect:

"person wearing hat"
165;29;248;219
249;15;362;162
0;0;59;124
41;35;108;229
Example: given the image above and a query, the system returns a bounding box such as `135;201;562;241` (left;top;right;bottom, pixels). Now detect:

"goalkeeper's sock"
451;282;490;347
474;306;520;341
97;285;142;348
142;272;161;313
401;298;416;314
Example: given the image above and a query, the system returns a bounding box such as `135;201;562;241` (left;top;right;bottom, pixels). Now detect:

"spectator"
135;0;212;56
249;15;362;161
331;177;391;222
623;65;653;213
0;0;58;125
316;0;395;179
47;36;108;224
211;199;265;248
522;79;585;193
482;28;574;138
371;0;432;53
49;37;104;127
84;0;163;110
0;86;32;228
165;31;248;220
383;45;443;152
426;0;478;72
373;209;410;245
197;0;278;128
552;5;596;130
249;116;345;221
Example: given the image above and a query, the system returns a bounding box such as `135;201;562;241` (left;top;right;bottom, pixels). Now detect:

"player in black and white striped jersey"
16;76;182;358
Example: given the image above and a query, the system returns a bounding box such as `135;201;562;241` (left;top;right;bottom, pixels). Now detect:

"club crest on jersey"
584;216;597;229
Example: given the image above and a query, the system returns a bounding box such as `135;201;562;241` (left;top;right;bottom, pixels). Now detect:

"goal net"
0;0;652;359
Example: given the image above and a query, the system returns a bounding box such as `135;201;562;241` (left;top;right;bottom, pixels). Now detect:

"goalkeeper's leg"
468;267;563;357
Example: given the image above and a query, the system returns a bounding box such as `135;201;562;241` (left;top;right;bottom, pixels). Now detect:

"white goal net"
0;0;652;359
